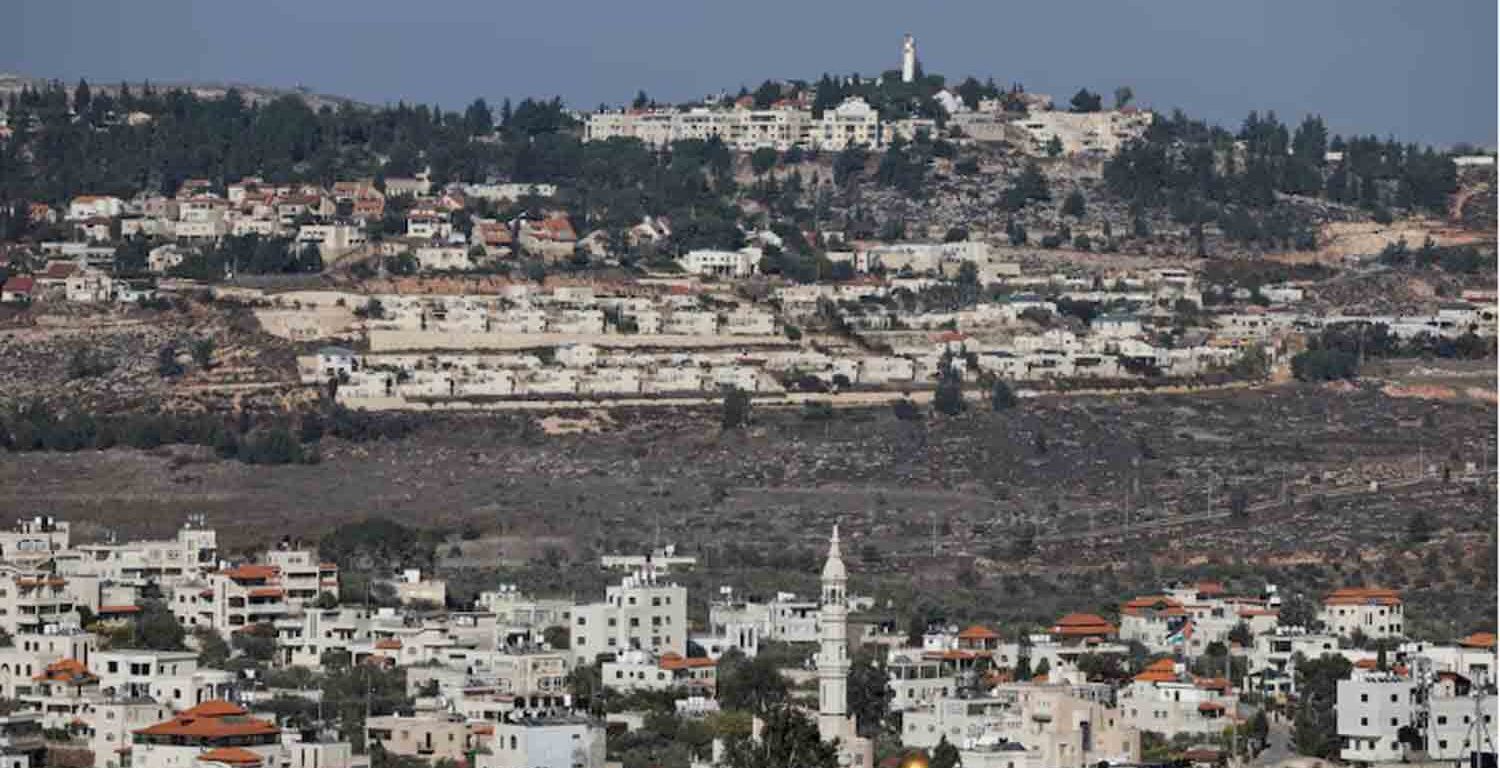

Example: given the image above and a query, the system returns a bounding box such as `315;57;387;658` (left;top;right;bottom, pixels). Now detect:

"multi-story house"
365;714;475;762
131;701;281;768
901;684;1140;768
1320;588;1404;640
1118;659;1239;737
95;650;233;709
476;715;606;768
600;650;717;694
261;550;338;608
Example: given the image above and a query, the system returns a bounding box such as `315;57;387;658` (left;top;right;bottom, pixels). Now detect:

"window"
1361;694;1369;702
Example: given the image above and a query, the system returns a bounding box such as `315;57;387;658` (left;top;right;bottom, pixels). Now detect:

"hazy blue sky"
6;0;1496;147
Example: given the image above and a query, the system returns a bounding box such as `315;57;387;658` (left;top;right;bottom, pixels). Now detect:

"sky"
6;0;1496;148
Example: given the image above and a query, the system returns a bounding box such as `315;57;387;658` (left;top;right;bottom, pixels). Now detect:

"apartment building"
0;569;80;636
53;523;217;588
0;518;70;569
570;570;686;664
585;96;881;152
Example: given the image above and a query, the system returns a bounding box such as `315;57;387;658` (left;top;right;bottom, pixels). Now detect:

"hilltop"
0;72;373;113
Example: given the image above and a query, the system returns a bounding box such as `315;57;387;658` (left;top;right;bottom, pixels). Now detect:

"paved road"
1252;715;1296;767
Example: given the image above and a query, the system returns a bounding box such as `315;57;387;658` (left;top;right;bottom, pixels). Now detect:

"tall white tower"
817;524;850;743
901;34;917;84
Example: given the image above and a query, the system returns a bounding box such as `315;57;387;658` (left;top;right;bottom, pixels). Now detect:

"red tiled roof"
1122;596;1187;617
659;652;716;670
957;625;999;640
3;276;35;293
224;565;279;582
197;747;265;766
99;605;142;614
1053;613;1117;637
182;701;248;718
35;659;96;684
1459;632;1496;649
1195;581;1225;597
1324;587;1401;606
42;262;78;279
136;701;277;740
1195;677;1231;693
248;588;284;599
1198;701;1225;713
374;638;403;650
1134;658;1178;683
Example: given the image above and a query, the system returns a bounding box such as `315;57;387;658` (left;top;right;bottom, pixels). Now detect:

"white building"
677;248;761;278
297;223;367;260
1016;109;1154;156
1320;588;1404;640
477;716;605;768
570;569;686;664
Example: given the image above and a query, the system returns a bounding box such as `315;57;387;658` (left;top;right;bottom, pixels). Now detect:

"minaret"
817;524;850;743
901;34;917;84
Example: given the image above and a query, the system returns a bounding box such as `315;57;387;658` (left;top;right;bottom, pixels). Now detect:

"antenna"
1460;669;1497;768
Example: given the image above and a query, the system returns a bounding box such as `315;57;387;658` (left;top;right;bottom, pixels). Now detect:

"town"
0;21;1495;768
0;514;1483;768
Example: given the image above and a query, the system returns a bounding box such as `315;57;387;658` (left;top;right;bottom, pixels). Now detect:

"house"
382;175;432;198
1;276;35;304
600;650;717;693
1118;596;1190;652
365;714;473;761
517;215;578;261
64;269;115;303
132;701;280;768
148;245;189;274
1050;613;1117;644
76;218;114;243
296;223;367;260
476;715;605;768
1319;588;1404;640
66;196;125;221
1119;659;1239;737
413;244;473;272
